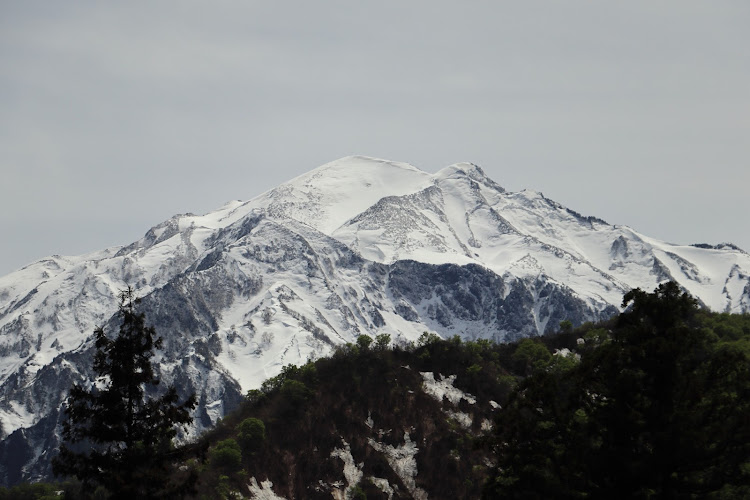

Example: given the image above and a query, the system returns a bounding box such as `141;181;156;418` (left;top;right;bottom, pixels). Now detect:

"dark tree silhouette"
485;282;750;499
53;287;196;499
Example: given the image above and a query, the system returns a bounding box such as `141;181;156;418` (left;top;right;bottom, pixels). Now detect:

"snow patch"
443;409;473;429
0;401;35;436
330;439;364;498
554;347;581;360
369;476;395;499
420;372;476;406
247;478;287;499
368;432;428;500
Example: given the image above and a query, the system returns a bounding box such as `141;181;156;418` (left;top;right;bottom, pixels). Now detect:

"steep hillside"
169;334;518;500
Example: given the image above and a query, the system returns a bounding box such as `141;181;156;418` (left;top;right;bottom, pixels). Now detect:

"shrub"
418;331;441;347
281;379;313;410
245;389;266;405
374;333;391;350
349;484;367;500
511;338;551;375
210;439;242;471
237;418;266;455
356;334;373;351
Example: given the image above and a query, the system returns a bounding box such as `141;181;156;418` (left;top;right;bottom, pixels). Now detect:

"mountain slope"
184;336;516;500
0;156;748;485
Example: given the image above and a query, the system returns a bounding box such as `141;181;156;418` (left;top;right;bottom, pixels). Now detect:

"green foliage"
559;319;573;333
212;474;241;500
260;371;285;394
244;389;266;405
547;351;578;374
298;361;318;384
466;363;483;376
511;338;552;375
53;287;196;499
374;333;391;351
255;362;319;422
486;282;750;499
349;484;367;500
281;379;313;405
582;327;610;347
0;482;60;500
464;340;484;361
496;374;518;394
209;439;242;472
418;331;441;346
237;418;265;455
356;334;373;351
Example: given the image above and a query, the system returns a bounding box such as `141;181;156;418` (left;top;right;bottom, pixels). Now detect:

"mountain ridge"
0;156;748;485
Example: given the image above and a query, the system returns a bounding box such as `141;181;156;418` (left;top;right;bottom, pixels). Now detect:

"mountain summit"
1;156;748;484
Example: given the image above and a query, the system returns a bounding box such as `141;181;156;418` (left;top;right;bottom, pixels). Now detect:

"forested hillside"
4;283;749;499
487;282;750;499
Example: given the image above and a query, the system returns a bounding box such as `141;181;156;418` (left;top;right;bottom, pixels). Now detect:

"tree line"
4;281;748;498
485;281;750;499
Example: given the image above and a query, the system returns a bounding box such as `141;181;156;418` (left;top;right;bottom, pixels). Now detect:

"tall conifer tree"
53;287;196;499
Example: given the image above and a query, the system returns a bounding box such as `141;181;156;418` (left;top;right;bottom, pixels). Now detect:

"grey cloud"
1;1;748;275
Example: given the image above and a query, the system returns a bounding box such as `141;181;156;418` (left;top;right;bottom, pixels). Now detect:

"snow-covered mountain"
1;155;748;484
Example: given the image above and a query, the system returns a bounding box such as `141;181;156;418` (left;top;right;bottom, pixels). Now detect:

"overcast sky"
1;1;748;276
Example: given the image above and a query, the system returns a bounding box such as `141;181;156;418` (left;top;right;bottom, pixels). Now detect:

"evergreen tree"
485;282;750;499
53;287;196;499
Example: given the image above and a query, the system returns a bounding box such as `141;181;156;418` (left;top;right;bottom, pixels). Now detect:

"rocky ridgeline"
0;156;748;485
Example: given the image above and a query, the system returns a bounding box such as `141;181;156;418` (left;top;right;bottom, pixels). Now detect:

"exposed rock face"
0;156;748;485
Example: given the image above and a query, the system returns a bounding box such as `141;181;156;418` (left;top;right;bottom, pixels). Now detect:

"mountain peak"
436;162;505;193
1;156;749;486
313;155;425;175
439;161;482;175
257;156;433;234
